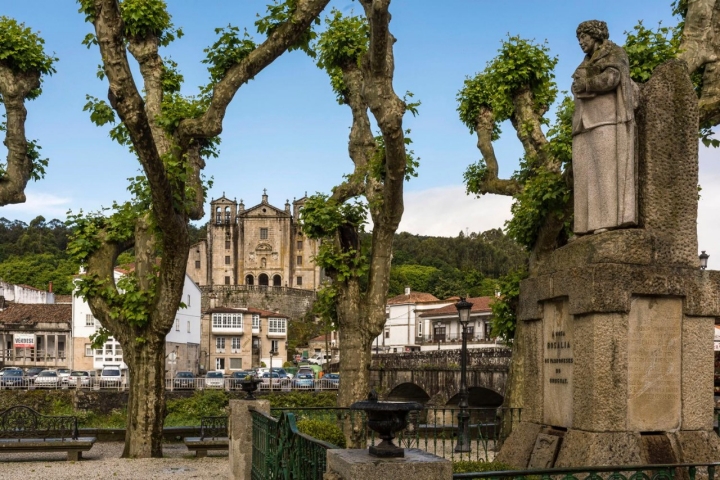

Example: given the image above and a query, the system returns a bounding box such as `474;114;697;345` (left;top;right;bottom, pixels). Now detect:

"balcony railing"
415;335;495;345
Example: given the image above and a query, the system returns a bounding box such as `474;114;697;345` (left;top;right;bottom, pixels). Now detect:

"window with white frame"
212;312;243;329
85;344;92;356
187;294;191;307
268;318;286;334
187;321;191;333
270;340;279;353
252;314;260;330
175;318;180;331
216;337;225;352
216;358;225;370
85;314;94;327
231;337;241;351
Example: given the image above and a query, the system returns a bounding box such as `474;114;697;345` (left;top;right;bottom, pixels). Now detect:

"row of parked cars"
170;367;340;391
0;366;125;389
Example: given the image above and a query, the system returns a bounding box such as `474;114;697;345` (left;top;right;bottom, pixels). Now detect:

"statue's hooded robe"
572;40;638;234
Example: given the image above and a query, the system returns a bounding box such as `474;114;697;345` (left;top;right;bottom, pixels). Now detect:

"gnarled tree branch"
473;105;521;196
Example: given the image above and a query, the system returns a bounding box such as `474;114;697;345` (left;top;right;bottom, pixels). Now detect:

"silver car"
204;371;225;390
68;370;96;388
34;370;59;388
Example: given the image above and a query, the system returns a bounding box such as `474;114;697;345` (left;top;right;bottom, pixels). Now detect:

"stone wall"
370;347;511;370
201;285;315;320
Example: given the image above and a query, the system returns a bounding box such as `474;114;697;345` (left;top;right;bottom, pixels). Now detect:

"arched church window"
215;207;222;224
273;275;281;286
259;274;269;286
225;206;231;224
245;275;254;286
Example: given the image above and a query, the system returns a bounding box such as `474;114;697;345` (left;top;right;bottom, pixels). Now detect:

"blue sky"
1;1;717;260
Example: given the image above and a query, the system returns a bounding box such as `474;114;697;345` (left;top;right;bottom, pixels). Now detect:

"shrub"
296;418;346;448
452;460;515;474
165;390;229;426
266;391;337;408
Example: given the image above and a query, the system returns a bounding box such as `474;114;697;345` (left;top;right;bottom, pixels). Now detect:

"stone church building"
187;191;322;290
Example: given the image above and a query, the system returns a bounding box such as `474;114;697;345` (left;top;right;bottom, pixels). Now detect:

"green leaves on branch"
489;269;527;344
300;194;367;239
457;36;557;132
315;9;369;103
0;16;58;99
624;21;680;84
203;25;256;84
370;130;419;182
256;0;319;58
120;0;182;46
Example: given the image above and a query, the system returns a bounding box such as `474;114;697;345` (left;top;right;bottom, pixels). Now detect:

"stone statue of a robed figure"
572;20;638;234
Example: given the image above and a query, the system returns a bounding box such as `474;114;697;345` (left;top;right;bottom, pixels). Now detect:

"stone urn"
239;377;263;400
350;390;423;458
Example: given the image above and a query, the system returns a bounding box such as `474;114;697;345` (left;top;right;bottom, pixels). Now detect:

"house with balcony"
71;269;202;374
372;288;452;353
0;303;72;369
202;305;289;373
417;296;497;351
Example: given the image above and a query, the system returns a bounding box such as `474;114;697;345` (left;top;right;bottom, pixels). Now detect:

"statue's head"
576;20;609;55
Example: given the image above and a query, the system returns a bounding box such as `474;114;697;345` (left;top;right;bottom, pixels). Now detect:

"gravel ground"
0;442;230;479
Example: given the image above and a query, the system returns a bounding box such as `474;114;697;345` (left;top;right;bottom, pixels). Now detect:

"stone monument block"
528;433;562;469
681;316;715;430
627;297;681;432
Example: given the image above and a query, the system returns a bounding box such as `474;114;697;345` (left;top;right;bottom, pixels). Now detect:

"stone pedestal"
323;449;452;480
497;61;720;468
229;398;270;479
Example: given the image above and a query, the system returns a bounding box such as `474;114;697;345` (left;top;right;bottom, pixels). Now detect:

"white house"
417;296;496;352
373;288;452;353
71;269;202;375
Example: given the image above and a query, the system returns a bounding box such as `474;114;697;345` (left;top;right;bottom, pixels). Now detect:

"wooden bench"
0;405;96;461
183;416;228;458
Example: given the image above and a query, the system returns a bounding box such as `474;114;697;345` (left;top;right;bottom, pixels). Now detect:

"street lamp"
454;296;473;453
700;251;710;270
436;321;443;351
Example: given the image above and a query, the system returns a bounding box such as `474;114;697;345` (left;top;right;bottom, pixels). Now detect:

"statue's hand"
572;78;586;95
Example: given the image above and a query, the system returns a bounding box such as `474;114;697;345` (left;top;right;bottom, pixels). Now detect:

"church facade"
187;191;323;290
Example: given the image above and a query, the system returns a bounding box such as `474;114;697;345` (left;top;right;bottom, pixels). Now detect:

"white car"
34;370;59;388
204;371;225;389
56;368;71;384
68;370;96;388
99;367;123;388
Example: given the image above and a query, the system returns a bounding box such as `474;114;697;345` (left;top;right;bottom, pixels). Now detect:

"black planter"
239;378;263;400
351;391;423;458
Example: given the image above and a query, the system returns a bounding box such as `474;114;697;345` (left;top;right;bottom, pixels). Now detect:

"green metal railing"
251;408;340;480
270;406;522;462
453;462;719;480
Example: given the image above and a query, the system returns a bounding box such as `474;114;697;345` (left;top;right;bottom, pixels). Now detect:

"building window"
187;321;191;333
230;358;242;370
215;207;222;224
216;358;225;370
215;337;225;352
252;314;260;330
270;340;279;353
268;318;286;334
463;325;475;341
85;314;95;327
225;276;230;285
296;276;302;286
417;321;423;336
225;207;231;224
85;344;92;357
212;313;243;329
297;240;303;250
296;256;302;266
384;329;390;339
260;228;268;240
195;260;201;269
225;255;231;265
225;240;231;249
175;318;180;331
231;337;241;351
187;294;191;307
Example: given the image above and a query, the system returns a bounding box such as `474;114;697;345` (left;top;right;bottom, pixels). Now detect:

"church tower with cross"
187;190;322;291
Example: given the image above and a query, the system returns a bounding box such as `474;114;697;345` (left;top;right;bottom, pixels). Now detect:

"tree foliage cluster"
388;229;526;299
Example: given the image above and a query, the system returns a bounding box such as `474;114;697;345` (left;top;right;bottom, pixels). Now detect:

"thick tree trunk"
121;336;166;458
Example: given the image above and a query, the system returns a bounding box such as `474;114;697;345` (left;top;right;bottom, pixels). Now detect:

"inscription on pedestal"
627;297;681;431
543;299;573;428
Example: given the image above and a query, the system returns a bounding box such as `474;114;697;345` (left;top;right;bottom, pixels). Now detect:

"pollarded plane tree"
67;0;330;458
301;0;417;438
458;0;720;416
0;17;56;206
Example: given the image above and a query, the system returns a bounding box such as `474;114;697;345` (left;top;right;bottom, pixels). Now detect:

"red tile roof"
387;291;439;305
419;296;494;318
206;306;289;318
0;303;72;325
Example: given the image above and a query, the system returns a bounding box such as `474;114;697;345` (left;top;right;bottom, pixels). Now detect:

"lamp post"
454;296;473;453
436;321;442;351
700;251;710;270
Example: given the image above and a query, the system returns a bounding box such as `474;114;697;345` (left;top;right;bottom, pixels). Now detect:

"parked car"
304;356;322;365
270;367;291;379
293;373;315;390
68;370;96;388
99;367;123;388
204;371;225;390
173;371;196;390
0;369;25;388
56;368;71;384
319;373;340;389
24;367;44;380
228;371;254;390
34;370;59;388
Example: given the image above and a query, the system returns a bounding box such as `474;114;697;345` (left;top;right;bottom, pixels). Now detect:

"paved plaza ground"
0;442;229;479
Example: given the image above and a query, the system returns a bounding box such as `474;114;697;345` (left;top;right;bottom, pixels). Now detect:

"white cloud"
399;186;513;237
0;192;72;221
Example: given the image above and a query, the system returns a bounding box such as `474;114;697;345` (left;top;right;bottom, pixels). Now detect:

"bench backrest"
0;405;79;440
199;416;228;440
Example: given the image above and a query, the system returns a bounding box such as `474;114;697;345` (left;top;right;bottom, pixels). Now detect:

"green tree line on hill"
0;216;206;295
